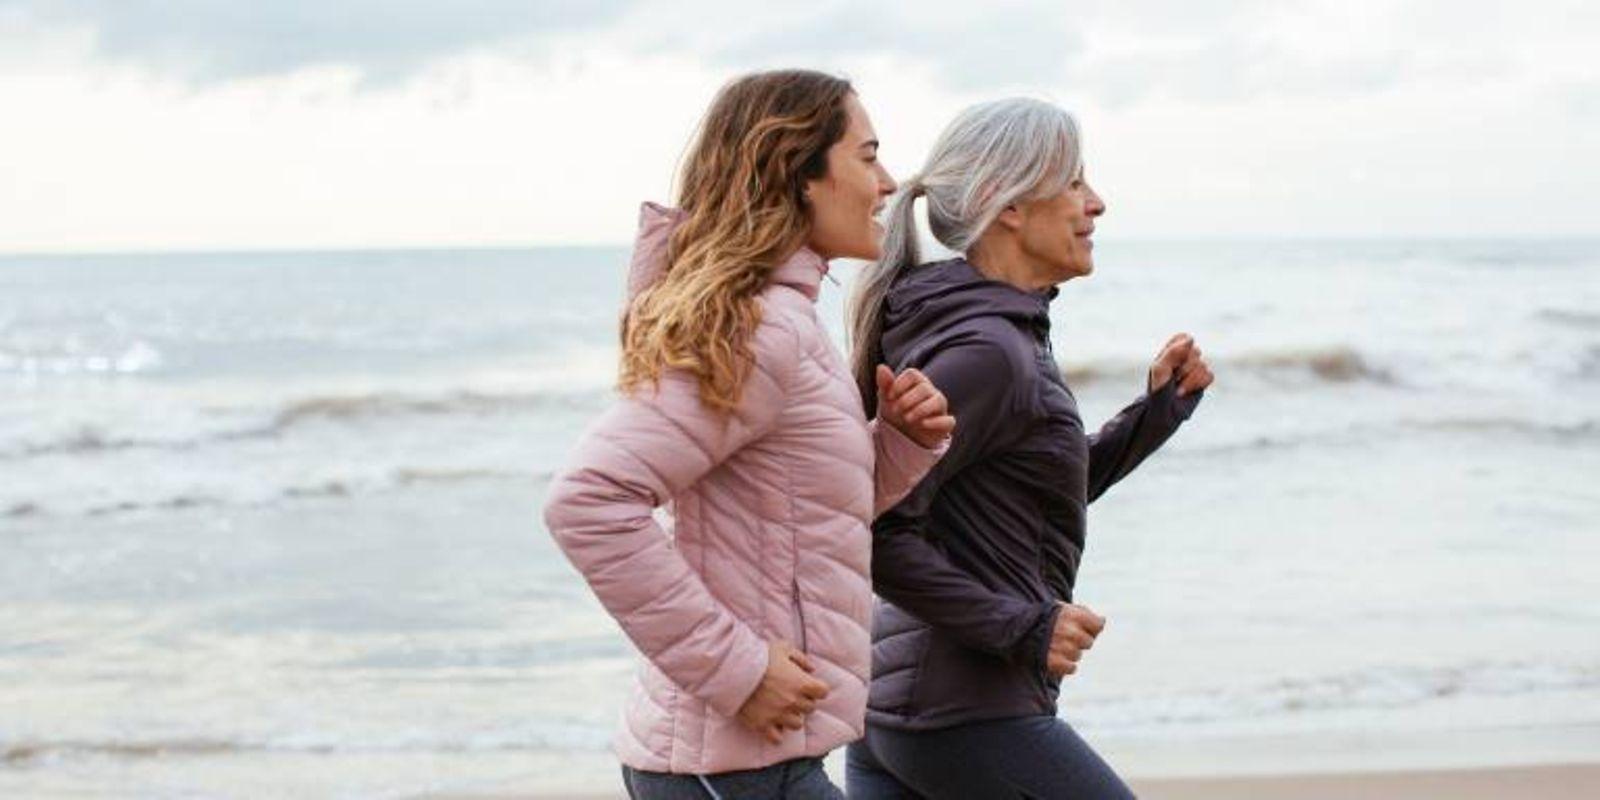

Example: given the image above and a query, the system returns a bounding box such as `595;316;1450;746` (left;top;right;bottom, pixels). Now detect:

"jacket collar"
768;246;830;302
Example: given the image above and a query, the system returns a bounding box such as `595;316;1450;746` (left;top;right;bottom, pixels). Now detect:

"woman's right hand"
1047;603;1106;678
735;640;831;744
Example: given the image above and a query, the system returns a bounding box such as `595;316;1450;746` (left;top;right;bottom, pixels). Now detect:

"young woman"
844;98;1214;798
542;70;954;799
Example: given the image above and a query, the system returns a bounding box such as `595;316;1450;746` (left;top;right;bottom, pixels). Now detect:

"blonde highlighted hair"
620;70;853;413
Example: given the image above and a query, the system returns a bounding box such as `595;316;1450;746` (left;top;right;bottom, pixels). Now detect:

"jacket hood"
625;202;685;305
880;258;1056;364
626;202;830;305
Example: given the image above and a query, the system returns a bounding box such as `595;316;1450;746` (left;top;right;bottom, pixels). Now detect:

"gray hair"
848;97;1082;413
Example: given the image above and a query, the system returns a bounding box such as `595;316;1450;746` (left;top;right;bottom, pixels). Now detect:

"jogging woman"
543;70;954;799
845;97;1213;799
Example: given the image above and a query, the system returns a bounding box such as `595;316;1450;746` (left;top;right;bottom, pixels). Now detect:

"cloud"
603;0;1445;105
0;0;630;83
683;2;1086;91
1081;40;1410;108
0;0;1563;105
0;0;1262;97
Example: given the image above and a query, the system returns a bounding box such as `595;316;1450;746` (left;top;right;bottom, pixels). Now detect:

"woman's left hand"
1148;333;1214;397
876;364;956;449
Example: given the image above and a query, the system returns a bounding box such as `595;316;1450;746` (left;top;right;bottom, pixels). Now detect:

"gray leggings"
845;716;1135;799
621;756;842;799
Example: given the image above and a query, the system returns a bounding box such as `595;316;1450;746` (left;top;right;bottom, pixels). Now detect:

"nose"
1085;182;1106;217
877;162;897;196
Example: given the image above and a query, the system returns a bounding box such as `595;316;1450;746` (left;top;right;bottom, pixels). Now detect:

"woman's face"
804;94;898;261
1016;167;1106;283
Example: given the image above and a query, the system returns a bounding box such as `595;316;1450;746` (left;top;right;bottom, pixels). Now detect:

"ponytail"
847;178;925;416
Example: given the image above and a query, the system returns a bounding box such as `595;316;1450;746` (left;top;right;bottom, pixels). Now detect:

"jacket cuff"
1149;377;1203;423
699;632;771;719
871;418;949;515
1013;601;1063;672
877;417;949;470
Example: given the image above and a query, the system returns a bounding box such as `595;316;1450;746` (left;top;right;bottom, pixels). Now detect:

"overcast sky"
2;0;1596;252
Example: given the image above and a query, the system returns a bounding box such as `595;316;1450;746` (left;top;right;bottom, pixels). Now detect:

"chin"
1052;256;1092;281
862;225;885;260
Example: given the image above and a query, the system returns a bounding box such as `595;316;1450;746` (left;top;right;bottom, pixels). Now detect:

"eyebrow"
860;138;880;152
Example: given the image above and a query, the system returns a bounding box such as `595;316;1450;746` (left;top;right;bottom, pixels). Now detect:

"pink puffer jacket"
542;203;944;774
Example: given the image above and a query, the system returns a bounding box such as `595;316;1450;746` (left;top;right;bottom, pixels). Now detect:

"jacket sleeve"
868;418;948;518
540;319;800;718
1086;378;1203;503
870;338;1059;666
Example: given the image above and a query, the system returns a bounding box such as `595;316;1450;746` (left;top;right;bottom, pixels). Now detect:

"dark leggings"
621;756;842;799
845;716;1135;799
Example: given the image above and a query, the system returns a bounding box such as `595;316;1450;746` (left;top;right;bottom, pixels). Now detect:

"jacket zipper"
790;578;809;653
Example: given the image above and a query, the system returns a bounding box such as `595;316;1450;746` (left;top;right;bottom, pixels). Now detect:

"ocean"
2;240;1598;797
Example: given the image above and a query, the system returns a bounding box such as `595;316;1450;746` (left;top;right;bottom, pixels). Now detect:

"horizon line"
3;233;1599;259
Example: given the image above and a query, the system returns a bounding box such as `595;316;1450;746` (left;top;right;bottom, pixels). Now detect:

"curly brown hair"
620;69;853;413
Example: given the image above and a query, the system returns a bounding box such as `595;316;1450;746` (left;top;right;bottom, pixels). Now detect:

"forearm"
870;418;948;517
1086;380;1201;501
872;522;1057;663
543;470;768;716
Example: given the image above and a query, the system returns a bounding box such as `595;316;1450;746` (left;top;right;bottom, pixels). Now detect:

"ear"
995;203;1025;232
800;175;824;206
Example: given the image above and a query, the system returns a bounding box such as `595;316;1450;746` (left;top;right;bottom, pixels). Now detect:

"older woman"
845;98;1213;798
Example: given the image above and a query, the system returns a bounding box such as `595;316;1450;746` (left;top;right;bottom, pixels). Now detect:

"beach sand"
427;764;1600;799
1134;763;1600;799
417;725;1600;799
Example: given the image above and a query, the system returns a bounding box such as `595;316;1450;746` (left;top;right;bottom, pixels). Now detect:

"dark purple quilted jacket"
865;258;1201;731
